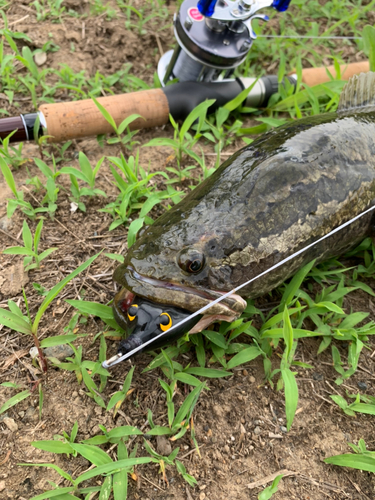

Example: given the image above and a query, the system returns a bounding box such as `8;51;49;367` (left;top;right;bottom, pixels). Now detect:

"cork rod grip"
39;88;170;143
301;61;370;87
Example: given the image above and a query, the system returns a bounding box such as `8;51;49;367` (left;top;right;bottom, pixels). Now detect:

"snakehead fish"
112;73;375;355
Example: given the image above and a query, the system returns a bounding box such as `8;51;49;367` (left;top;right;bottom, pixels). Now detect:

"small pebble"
242;369;248;376
72;391;78;398
253;426;261;435
44;344;74;361
0;216;12;231
254;420;262;425
223;444;230;453
3;417;18;432
24;407;38;423
156;435;172;456
199;493;206;500
0;481;5;492
248;376;256;384
280;426;287;433
357;381;368;391
230;435;235;441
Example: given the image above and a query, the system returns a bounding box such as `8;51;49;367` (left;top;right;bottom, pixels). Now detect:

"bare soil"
1;2;375;500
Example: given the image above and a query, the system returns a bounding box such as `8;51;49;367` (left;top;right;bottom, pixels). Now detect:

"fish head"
113;210;247;333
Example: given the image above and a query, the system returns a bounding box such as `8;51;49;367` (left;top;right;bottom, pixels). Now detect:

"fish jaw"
112;264;247;330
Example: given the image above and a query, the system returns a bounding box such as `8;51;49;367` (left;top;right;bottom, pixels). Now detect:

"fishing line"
256;35;361;39
103;203;375;368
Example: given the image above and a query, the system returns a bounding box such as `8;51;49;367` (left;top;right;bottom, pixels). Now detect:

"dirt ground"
1;2;375;500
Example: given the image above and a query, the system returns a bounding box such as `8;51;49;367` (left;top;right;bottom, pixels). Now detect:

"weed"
91;96;142;154
0;253;100;372
60;152;106;212
325;439;375;473
0;384;31;415
2;219;57;271
143;100;215;181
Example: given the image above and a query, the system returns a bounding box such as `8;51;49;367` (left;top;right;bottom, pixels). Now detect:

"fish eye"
159;312;172;332
177;248;205;274
127;304;138;321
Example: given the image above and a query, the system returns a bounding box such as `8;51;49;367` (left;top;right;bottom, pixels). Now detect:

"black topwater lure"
112;290;202;358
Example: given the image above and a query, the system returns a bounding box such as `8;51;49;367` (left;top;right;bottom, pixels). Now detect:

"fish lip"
115;266;246;314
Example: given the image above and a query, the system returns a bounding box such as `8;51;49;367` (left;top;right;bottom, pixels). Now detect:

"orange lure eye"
159;313;172;332
127;304;138;321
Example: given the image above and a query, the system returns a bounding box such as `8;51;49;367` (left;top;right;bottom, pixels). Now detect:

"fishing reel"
158;0;291;85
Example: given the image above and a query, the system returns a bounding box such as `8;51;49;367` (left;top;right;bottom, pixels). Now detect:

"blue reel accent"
197;0;218;17
272;0;291;12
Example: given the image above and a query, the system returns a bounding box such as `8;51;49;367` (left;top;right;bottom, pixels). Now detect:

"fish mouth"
113;266;247;333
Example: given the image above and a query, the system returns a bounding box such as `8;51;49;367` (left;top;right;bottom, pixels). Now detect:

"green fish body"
113;73;375;334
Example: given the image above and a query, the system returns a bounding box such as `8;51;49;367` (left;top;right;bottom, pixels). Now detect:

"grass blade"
281;368;298;431
32;253;100;334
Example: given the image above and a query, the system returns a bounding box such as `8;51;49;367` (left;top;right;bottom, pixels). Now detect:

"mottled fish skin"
114;111;375;315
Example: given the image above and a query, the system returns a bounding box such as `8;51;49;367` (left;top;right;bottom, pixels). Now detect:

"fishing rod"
103;202;375;369
0;0;369;144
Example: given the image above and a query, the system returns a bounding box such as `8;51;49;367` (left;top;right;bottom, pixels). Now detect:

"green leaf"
224;79;258;111
258;474;283;500
0;156;18;196
60;167;90;184
146;426;172;436
179;100;215;140
99;475;112;500
22;219;33;250
127;218;145;248
282;306;294;363
363;25;375;72
31;441;74;455
184;367;232;378
34;157;54;179
34;219;43;253
41;335;83;348
227;346;261;369
74;458;152;486
118;113;142;135
173;382;205;427
174;372;202;387
279;260;315;312
0;390;31;414
281;368;298;431
32;253;100;334
91;96;118;133
202;330;227;348
65;300;114;320
349;403;375;415
70;443;112;466
315;302;345;314
2;246;35;256
107;426;143;439
18;464;74;485
0;309;32;335
27;487;76;500
113;441;128;499
324;453;375;473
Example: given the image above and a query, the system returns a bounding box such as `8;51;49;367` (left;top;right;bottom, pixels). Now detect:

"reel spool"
158;0;291;86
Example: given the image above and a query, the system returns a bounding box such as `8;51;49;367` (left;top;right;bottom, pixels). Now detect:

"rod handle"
300;61;370;87
39;89;170;143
